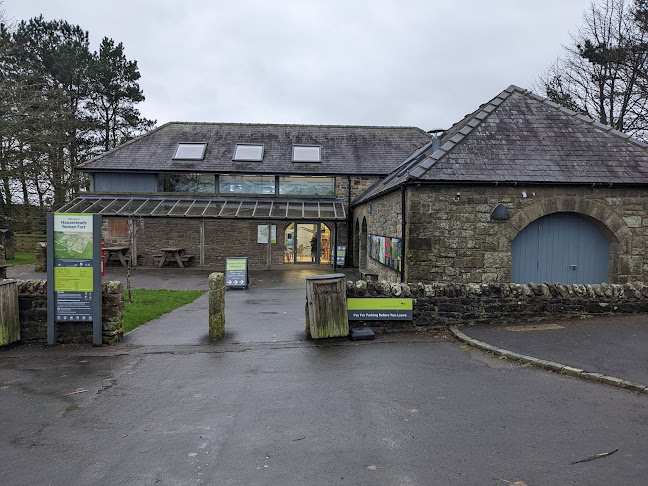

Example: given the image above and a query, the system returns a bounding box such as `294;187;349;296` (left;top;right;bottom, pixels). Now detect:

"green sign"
347;298;413;321
53;213;95;322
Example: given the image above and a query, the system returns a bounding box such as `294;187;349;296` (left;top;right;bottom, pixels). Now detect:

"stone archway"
360;217;368;269
505;198;631;284
353;218;360;267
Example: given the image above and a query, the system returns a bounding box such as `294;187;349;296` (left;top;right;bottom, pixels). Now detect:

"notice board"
226;257;248;289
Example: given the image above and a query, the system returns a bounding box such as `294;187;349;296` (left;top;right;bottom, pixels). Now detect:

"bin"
305;273;349;339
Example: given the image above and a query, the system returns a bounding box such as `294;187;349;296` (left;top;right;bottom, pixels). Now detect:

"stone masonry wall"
346;279;648;330
17;280;124;345
353;190;402;283
356;184;648;284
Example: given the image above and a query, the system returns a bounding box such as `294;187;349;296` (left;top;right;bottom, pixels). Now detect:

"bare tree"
537;0;648;139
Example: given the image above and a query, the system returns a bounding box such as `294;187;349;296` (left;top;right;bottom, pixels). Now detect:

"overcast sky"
6;0;593;131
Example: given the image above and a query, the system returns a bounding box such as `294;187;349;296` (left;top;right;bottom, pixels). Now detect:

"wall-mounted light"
490;204;510;221
453;192;461;201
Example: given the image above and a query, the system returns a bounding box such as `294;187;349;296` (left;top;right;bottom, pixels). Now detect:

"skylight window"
292;145;321;163
173;143;207;160
233;144;264;161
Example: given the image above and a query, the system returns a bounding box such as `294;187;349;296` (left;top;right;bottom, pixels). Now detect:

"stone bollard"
208;272;225;341
34;242;47;272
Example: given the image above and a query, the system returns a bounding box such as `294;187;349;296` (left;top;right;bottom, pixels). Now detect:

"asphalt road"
2;266;647;485
1;338;647;486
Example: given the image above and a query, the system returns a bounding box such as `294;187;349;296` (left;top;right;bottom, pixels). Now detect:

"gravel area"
5;264;36;279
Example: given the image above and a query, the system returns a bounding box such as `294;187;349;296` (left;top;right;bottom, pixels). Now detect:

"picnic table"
155;248;195;268
104;246;130;268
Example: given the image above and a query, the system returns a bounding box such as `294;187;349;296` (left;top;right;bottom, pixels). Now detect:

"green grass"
123;289;206;333
7;252;36;265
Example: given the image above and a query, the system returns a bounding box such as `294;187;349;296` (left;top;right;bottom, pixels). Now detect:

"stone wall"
346;279;648;330
353;190;402;282
17;280;124;345
355;184;648;284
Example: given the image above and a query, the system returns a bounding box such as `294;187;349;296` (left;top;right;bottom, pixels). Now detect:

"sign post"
347;298;413;321
225;257;248;289
47;213;102;345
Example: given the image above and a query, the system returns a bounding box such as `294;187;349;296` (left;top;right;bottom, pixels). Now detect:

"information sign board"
47;213;102;345
347;298;413;321
226;257;248;289
335;245;346;267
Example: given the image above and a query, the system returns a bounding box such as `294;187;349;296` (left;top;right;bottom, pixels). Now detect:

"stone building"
61;123;431;268
352;85;648;285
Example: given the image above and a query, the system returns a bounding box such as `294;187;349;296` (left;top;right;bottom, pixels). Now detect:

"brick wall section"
17;280;124;345
353;190;402;282
354;184;648;284
346;280;648;330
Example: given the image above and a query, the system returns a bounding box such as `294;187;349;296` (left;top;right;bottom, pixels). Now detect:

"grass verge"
123;289;206;333
7;252;36;265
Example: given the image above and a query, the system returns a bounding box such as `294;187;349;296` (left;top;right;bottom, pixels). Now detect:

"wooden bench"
360;270;379;282
153;253;196;267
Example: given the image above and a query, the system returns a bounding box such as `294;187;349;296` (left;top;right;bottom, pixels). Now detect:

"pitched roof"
78;122;432;176
353;85;648;205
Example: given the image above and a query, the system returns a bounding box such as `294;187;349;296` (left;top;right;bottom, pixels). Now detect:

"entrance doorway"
284;223;331;264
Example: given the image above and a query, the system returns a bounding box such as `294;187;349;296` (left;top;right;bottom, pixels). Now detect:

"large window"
159;173;215;193
278;176;335;196
219;174;276;194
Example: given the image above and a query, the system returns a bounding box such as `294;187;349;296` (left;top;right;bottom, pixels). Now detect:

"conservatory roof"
57;195;347;221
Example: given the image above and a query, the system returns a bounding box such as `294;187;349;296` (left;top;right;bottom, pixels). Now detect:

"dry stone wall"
17;279;124;344
346;279;648;330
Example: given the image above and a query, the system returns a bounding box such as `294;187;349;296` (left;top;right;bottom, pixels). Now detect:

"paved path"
121;266;359;346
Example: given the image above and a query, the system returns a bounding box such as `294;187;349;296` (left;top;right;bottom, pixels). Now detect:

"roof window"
292;145;321;163
173;143;207;160
233;144;264;161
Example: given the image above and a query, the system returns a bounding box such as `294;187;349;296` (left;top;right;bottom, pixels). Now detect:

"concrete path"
119;266;359;346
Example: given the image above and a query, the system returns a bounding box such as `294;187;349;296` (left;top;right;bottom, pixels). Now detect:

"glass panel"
99;199;130;215
168;200;195;216
134;199;163;215
253;201;272;218
152;200;179;215
203;201;224;217
159;173;215;193
186;200;210;216
334;201;346;219
220;201;240;217
292;145;321;162
116;199;146;215
284;223;295;263
303;202;320;218
287;201;303;219
219;174;275;195
61;198;96;213
279;176;334;196
270;201;288;218
89;198;116;213
320;224;331;264
174;143;207;160
236;201;257;217
233;144;264;161
319;203;336;219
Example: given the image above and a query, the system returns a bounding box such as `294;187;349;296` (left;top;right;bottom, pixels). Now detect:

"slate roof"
78;122;432;176
353;85;648;205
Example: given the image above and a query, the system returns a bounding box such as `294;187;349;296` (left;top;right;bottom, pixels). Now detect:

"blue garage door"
511;213;609;284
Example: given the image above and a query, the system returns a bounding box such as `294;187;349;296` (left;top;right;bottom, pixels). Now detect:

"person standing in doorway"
310;234;318;262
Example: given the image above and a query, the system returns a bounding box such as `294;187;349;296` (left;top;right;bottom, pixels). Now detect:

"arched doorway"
511;213;610;284
284;223;332;264
360;217;368;268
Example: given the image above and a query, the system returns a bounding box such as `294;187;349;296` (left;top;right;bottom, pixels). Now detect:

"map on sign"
54;232;93;260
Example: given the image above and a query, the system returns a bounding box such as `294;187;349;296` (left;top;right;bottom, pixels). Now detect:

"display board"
47;213;102;345
335;245;346;267
369;235;402;272
257;225;277;244
225;257;248;289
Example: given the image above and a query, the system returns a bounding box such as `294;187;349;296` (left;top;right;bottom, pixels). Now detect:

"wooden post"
305;273;349;339
0;280;20;346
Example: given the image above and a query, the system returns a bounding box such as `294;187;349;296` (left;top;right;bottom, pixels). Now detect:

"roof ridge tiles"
164;121;429;131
